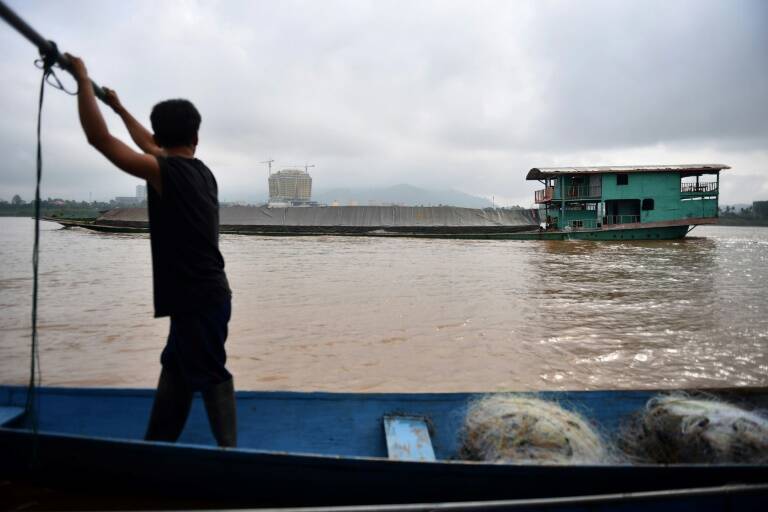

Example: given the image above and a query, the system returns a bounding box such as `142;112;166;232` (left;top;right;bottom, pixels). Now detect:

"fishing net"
459;395;610;465
619;394;768;464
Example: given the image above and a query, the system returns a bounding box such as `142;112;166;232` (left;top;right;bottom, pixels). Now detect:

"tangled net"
459;395;609;464
620;394;768;464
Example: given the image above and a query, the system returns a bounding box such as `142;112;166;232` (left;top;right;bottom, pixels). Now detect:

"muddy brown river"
1;217;766;391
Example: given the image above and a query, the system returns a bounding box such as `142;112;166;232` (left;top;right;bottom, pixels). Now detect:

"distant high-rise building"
113;184;146;206
268;169;312;204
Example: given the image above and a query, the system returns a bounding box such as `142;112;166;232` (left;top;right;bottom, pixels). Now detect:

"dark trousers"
161;299;232;391
146;299;236;447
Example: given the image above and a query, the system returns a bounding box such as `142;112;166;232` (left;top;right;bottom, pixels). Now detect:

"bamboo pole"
0;0;107;102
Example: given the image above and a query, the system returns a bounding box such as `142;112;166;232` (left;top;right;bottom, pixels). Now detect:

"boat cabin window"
642;198;655;211
616;174;629;186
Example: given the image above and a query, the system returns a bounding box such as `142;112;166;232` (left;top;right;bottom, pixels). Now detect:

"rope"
34;58;78;96
25;40;67;449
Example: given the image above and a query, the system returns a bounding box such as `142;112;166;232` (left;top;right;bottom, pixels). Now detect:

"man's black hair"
150;99;201;148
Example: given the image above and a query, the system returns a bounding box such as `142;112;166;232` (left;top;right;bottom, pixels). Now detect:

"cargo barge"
49;205;542;238
49;164;728;240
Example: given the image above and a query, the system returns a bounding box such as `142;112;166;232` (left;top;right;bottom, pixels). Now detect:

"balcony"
681;182;718;197
565;185;602;200
535;184;602;203
535;187;555;204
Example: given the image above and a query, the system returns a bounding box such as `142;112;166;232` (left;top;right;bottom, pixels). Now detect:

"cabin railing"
605;215;639;225
565;185;602;200
535;187;555;204
568;219;598;230
681;182;718;196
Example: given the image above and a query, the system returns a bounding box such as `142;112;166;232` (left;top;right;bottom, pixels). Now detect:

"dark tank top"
147;156;231;317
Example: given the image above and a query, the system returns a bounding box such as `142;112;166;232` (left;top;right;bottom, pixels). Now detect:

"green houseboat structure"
524;164;729;241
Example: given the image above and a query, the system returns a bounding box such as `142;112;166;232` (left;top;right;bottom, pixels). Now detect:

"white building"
113;184;147;206
268;169;313;204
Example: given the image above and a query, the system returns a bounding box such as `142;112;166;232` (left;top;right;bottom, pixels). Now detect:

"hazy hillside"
312;184;494;208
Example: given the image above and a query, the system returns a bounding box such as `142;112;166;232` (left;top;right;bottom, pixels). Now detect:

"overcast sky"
1;0;766;206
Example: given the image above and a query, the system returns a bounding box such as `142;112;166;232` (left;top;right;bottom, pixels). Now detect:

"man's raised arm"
67;53;163;195
103;88;163;157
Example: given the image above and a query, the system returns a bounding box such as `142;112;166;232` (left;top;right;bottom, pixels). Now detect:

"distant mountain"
312;184;494;208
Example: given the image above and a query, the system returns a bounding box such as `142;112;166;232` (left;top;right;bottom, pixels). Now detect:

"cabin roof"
526;164;730;180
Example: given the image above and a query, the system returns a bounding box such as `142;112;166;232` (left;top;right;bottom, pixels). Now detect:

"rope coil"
34;41;78;96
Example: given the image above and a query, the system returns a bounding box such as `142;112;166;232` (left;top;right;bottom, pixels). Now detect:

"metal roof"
526;164;730;180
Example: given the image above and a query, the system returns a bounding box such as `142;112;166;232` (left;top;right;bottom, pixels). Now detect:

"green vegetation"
718;201;768;226
0;195;112;219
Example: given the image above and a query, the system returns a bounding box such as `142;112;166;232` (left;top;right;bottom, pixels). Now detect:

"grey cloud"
0;0;766;204
524;0;768;150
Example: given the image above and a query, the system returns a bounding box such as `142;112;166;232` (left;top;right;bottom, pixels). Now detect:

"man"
67;54;236;447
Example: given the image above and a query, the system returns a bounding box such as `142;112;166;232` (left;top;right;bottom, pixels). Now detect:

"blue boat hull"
1;386;767;508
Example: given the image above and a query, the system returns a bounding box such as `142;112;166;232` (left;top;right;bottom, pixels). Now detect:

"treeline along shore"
718;201;768;226
0;197;112;220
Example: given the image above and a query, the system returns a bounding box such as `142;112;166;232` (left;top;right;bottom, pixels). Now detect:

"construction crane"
261;159;275;176
304;163;315;174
